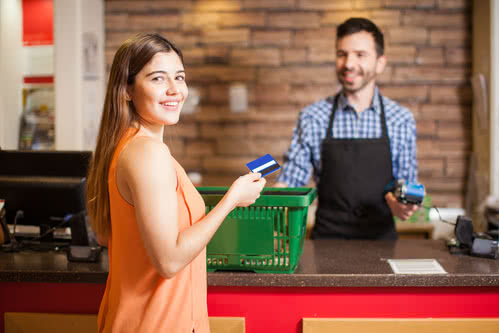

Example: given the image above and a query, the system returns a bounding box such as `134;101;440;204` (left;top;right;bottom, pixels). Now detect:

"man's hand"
385;192;419;221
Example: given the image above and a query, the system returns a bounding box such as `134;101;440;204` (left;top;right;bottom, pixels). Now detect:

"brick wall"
105;0;472;208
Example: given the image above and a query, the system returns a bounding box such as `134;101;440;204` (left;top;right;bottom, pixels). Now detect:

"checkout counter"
1;239;499;333
0;152;497;332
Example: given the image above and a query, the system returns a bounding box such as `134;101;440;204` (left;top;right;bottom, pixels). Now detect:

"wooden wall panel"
5;313;245;333
303;318;499;333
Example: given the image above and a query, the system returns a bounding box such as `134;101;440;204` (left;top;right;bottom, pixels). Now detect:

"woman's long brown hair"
86;33;184;240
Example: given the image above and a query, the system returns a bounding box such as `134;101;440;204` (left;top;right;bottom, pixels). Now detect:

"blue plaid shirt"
277;88;418;187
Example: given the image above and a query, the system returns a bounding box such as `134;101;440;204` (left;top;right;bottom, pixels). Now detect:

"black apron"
311;93;396;240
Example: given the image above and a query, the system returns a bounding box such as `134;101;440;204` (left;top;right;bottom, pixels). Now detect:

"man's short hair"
337;18;384;56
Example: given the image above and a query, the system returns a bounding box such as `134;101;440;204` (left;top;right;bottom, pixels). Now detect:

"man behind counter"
275;17;419;240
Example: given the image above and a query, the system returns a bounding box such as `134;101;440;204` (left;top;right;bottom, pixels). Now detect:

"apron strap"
325;95;338;139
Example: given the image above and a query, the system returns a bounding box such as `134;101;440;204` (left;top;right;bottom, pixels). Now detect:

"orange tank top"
98;129;210;333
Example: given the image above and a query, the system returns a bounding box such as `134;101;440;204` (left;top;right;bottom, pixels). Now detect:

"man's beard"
338;68;377;94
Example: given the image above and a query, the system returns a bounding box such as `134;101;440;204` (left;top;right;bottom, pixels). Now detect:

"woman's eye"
152;76;164;81
176;75;185;81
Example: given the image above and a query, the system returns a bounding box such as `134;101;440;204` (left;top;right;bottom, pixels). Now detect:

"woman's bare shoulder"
119;136;174;179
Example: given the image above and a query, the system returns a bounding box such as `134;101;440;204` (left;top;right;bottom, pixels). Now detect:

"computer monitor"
0;150;92;245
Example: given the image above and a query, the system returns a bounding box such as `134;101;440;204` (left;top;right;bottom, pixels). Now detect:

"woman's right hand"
226;173;266;208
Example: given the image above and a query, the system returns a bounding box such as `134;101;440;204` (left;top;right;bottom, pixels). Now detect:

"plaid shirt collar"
336;86;382;115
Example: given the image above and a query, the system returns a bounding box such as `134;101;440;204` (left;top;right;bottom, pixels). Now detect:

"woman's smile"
159;99;182;111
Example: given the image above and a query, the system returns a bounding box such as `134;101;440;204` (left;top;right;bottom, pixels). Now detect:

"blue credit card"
246;154;281;177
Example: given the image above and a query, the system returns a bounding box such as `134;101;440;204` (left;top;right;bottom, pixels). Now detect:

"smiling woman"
126;51;188;128
85;33;266;333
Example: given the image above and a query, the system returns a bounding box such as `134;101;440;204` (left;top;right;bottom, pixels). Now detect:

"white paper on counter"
387;259;447;274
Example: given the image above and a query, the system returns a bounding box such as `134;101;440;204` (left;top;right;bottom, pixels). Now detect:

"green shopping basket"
197;187;317;274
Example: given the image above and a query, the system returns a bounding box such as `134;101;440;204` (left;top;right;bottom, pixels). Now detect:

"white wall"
23;45;54;77
54;0;104;151
81;0;105;151
0;0;23;149
491;0;499;196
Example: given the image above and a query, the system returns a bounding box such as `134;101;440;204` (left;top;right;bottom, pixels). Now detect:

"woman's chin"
164;114;181;126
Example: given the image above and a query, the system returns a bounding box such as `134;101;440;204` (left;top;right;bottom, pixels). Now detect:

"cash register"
0;150;93;251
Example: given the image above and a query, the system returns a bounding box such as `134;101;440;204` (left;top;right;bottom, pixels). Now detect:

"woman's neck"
135;123;164;141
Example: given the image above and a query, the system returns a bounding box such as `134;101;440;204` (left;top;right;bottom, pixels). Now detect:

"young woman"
86;33;265;333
